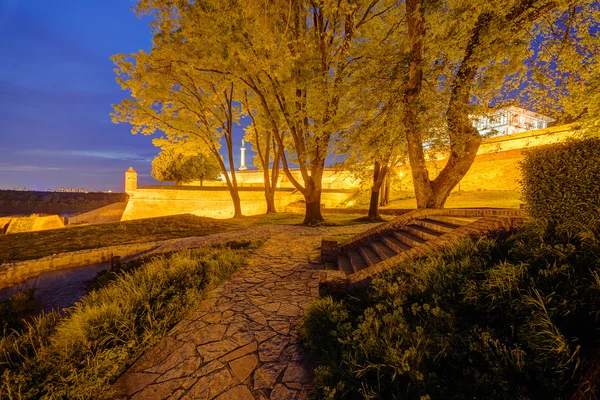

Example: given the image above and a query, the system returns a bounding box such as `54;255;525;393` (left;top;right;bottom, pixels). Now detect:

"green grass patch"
300;220;600;399
0;214;237;263
381;189;522;209
0;240;260;399
0;212;371;264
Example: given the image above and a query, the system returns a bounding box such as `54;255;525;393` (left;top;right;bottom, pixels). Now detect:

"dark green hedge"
520;137;600;228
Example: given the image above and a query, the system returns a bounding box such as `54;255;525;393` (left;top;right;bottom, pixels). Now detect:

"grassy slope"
384;189;522;209
0;242;256;399
345;189;522;209
0;215;236;263
0;213;372;263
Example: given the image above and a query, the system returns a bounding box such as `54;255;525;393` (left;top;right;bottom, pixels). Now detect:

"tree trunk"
303;192;324;225
403;0;484;209
200;174;204;187
229;187;242;218
368;161;388;220
265;191;277;214
302;168;324;224
379;175;390;207
368;190;381;219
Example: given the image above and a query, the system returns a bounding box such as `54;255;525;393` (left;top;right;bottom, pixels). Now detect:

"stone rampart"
5;215;65;234
121;187;354;221
68;202;127;225
396;124;578;192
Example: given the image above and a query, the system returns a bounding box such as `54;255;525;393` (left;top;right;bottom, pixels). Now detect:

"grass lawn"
381;189;522;209
0;212;376;263
0;214;237;264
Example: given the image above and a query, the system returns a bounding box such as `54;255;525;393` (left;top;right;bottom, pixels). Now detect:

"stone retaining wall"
68;202;127;225
0;242;161;290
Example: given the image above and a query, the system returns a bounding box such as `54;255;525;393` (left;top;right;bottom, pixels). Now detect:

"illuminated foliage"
151;147;221;186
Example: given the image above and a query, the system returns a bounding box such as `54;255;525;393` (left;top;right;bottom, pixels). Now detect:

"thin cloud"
0;165;64;172
67;150;153;162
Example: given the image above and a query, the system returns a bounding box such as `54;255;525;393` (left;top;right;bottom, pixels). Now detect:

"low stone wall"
68;202;127;225
5;214;65;234
0;242;160;290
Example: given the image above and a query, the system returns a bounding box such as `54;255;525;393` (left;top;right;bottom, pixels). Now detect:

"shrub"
520;137;600;231
301;223;600;399
0;240;258;399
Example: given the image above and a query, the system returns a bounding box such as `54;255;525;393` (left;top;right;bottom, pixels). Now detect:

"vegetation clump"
521;137;600;230
300;137;600;399
0;240;259;399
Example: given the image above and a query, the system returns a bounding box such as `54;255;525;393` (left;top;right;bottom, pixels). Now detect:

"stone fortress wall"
121;124;578;220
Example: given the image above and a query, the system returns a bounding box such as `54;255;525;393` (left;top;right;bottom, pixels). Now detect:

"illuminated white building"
471;106;555;136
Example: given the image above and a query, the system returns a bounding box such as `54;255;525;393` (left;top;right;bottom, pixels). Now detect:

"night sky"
0;0;249;192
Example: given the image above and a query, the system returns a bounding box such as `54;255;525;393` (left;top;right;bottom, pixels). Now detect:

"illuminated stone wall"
121;186;356;220
184;168;362;190
395;124;578;192
5;215;65;234
122;124;578;220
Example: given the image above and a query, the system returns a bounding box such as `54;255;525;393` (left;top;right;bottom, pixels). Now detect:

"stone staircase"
320;209;525;294
335;215;479;275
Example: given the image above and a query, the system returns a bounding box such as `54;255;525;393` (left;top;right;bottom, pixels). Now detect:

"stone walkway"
114;223;378;400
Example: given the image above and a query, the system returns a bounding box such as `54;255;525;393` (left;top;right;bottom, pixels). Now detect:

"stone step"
371;240;398;260
412;218;460;233
358;245;382;267
348;250;368;272
337;254;353;275
393;229;427;247
404;224;444;241
381;235;411;253
427;215;479;226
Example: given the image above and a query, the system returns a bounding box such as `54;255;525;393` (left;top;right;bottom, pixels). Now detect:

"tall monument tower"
239;139;248;171
125;167;138;193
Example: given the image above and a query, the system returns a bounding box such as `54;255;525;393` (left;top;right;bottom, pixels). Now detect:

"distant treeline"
0;191;128;216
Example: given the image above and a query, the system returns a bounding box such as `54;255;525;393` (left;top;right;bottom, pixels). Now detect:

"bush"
0;240;259;399
521;137;600;231
300;221;600;399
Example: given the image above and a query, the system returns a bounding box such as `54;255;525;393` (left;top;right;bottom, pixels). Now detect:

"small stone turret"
125;167;137;193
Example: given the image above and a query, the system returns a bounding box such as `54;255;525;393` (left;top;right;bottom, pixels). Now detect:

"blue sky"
0;0;250;192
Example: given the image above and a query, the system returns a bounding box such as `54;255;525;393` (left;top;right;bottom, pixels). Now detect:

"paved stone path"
114;223;378;400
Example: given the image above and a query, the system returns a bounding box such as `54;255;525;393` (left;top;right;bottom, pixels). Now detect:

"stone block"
320;238;338;263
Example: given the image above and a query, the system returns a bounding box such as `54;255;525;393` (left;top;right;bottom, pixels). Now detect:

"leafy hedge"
520;137;600;230
300;224;600;399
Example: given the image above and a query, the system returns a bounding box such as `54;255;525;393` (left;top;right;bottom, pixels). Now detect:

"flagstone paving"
114;223;379;400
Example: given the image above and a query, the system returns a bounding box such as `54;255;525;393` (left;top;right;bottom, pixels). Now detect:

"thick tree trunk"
302;169;324;225
265;191;277;214
403;0;482;209
200;174;204;187
303;192;324;225
368;191;381;219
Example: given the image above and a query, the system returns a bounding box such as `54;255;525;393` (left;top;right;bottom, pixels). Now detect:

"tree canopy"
113;0;600;220
151;147;221;185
